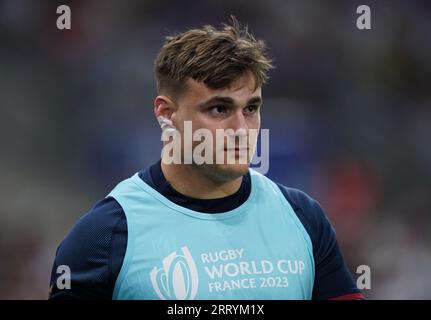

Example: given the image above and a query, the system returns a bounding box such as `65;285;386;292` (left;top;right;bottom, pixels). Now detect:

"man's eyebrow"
247;96;262;105
198;95;262;108
198;96;235;108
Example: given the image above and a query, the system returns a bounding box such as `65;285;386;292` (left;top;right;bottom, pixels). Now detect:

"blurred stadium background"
0;0;430;299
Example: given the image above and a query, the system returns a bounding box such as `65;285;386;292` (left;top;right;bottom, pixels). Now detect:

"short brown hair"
154;16;274;99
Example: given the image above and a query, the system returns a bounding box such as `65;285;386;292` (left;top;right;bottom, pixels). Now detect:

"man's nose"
228;109;248;131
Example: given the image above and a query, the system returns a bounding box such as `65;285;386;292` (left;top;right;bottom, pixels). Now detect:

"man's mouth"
224;147;249;155
224;147;249;150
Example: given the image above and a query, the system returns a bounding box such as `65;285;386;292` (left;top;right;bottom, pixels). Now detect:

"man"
49;18;364;300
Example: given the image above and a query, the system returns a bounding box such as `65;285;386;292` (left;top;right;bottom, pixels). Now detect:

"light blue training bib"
109;169;314;300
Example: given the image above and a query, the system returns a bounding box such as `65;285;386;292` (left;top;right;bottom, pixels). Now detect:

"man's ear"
154;95;177;120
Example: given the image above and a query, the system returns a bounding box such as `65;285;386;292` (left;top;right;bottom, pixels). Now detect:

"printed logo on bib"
201;248;305;293
150;246;199;300
150;246;307;299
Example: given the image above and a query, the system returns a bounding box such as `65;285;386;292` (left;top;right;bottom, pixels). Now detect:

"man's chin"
201;163;250;182
190;161;248;181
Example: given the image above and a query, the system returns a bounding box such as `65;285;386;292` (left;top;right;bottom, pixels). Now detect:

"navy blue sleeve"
277;185;364;300
49;197;127;300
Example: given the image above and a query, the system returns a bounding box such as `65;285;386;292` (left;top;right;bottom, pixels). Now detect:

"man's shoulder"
276;184;316;210
275;183;334;243
68;197;125;239
55;197;127;267
250;171;321;210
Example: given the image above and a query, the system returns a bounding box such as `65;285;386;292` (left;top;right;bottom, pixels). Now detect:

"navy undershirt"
143;161;251;213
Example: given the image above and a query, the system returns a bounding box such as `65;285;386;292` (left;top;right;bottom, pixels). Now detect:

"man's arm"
49;197;127;300
277;185;364;300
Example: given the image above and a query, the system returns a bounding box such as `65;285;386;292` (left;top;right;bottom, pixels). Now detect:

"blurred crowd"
0;0;430;299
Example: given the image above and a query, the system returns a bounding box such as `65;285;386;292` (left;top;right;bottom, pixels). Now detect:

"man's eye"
244;105;259;114
210;105;228;115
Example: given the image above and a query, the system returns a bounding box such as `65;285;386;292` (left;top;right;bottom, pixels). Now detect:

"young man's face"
173;71;262;182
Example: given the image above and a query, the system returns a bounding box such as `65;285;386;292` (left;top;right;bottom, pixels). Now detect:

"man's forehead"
183;73;261;104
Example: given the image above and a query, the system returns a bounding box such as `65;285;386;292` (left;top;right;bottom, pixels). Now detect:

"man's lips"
224;148;250;157
224;148;249;151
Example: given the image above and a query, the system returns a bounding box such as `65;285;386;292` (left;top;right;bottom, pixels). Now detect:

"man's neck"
160;162;243;199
